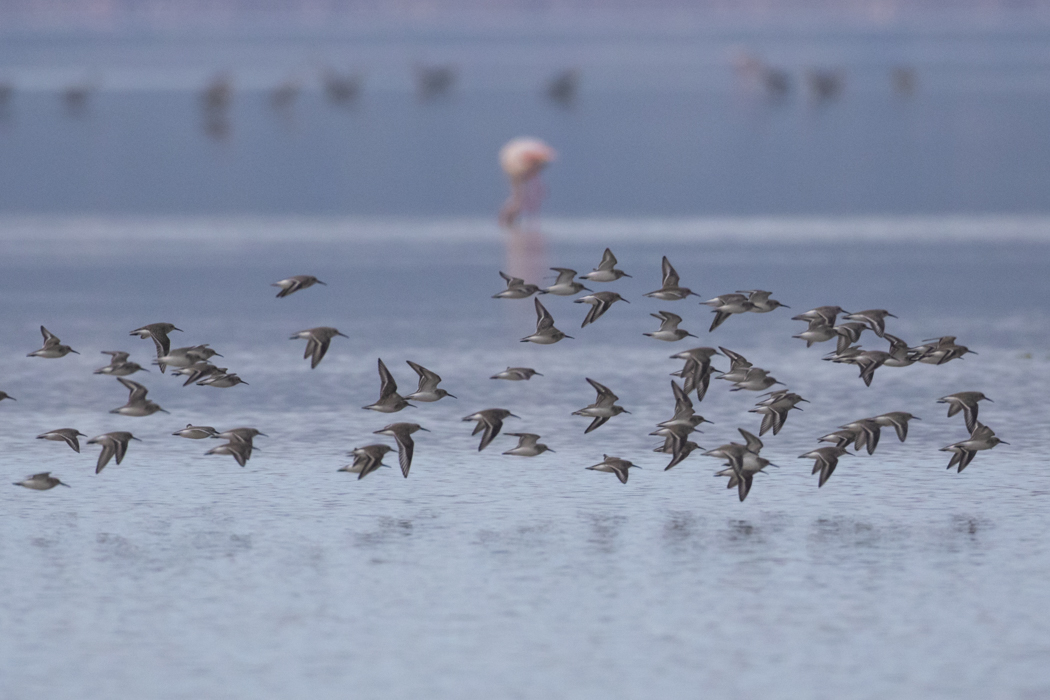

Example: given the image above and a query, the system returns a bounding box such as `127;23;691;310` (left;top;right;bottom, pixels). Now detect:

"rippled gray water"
2;217;1049;699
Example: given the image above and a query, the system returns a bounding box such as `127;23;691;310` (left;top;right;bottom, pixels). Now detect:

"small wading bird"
463;409;518;451
272;275;326;298
586;455;638;484
521;298;572;344
290;327;348;369
572;378;629;434
373;423;429;477
340;444;393;480
37;428;87;452
14;472;70;490
27;326;78;358
579;248;630;283
363;359;414;413
87;432;140;474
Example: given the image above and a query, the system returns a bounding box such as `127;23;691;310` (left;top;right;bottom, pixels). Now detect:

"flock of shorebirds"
8;250;1005;498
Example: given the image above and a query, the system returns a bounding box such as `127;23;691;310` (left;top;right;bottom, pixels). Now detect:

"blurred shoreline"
0;214;1048;246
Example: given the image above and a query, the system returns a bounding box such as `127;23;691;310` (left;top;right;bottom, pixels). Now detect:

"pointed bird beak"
623;299;631;304
213;353;224;358
71;349;80;354
1000;440;1010;445
318;280;327;285
420;427;431;432
986;398;994;402
337;332;349;338
173;327;183;332
565;335;575;339
509;414;520;419
257;433;269;437
447;394;458;399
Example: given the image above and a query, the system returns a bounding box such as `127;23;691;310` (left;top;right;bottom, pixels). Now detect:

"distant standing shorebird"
644;311;696;341
541;268;590;296
521;298;572;344
572;378;630;433
503;433;553;456
272;275;326;298
499;137;556;228
490;367;542;381
37;428;87;452
579;248;630;283
644;257;697;300
290;327;348;369
493;271;541;299
462;408;518;451
87;432;140;474
575;291;629;327
94;351;148;376
373;422;429;477
13;472;70;490
27;326;78;358
110;378;168;416
363;359;414;412
339;444;394;480
937;391;991;434
405;361;456;402
586;455;638;484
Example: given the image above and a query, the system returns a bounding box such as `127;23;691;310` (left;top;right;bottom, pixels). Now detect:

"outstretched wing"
118;378;148;402
551;268;576;285
407;360;441;393
101;350;131;363
377;358;398;398
738;428;763;453
658;311;683;331
96;440;116;474
306;334;330;369
586;378;619;406
477;417;503;451
661;256;680;288
534;298;555;331
596;248;617;271
500;271;526;288
394;433;415;478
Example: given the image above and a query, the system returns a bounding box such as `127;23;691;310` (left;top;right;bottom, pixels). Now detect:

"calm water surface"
1;217;1049;699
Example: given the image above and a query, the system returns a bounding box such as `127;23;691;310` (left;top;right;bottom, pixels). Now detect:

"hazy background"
2;0;1050;217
